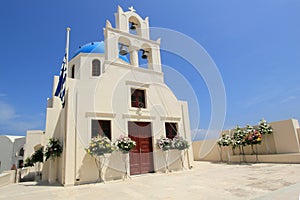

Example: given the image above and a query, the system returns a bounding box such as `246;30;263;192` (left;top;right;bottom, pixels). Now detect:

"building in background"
0;135;25;173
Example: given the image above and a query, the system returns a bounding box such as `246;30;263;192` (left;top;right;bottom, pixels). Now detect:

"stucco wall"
12;137;26;168
24;130;44;160
0;136;13;172
0;170;16;187
193;119;300;163
271;119;300;153
0;136;25;172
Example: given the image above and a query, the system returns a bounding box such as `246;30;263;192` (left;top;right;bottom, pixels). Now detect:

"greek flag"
54;54;67;108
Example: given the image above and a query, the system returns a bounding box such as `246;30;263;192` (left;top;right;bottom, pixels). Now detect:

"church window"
19;148;24;157
165;123;177;139
131;88;146;108
71;65;75;79
92;59;101;76
91;120;111;139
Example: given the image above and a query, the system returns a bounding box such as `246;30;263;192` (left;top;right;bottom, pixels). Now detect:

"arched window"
19;148;24;157
92;59;101;76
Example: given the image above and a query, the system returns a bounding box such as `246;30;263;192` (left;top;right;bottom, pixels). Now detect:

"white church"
28;6;193;186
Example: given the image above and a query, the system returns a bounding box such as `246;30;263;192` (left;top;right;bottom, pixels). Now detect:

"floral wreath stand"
162;150;170;173
121;152;131;180
94;154;110;183
179;150;187;170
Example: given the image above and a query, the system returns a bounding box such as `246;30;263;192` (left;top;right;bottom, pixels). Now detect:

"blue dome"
72;41;129;62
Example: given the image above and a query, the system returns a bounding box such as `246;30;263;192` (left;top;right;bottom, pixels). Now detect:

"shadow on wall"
76;150;183;185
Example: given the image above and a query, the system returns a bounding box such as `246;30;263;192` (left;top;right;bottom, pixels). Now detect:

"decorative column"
129;46;139;67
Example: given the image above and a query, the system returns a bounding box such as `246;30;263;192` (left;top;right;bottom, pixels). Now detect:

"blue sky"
0;1;299;140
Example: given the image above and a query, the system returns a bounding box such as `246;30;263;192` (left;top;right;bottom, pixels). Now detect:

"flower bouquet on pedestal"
217;133;232;163
114;135;136;180
172;136;190;170
157;136;173;173
245;125;262;162
86;136;115;183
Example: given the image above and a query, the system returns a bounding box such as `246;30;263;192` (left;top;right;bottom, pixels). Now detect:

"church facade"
42;6;193;186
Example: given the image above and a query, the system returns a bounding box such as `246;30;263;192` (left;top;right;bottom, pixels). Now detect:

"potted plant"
30;146;44;180
45;138;63;161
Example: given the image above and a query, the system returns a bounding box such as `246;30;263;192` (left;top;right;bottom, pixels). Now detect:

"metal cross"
128;6;136;12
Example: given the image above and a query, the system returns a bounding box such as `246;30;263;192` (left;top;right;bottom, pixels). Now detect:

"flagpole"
63;27;71;185
65;27;71;71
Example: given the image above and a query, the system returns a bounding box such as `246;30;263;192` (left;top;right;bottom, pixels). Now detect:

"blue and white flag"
54;54;67;108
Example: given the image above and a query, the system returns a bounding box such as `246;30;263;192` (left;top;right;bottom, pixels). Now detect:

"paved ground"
1;161;300;200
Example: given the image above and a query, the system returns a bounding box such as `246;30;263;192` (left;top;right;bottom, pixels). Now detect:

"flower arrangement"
45;138;63;161
232;125;247;147
217;133;232;147
245;125;262;145
86;136;115;156
172;136;190;150
258;119;273;135
157;136;173;151
114;135;136;153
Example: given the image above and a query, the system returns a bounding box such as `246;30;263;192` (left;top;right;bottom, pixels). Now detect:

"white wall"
0;136;25;173
0;136;13;172
24;130;44;160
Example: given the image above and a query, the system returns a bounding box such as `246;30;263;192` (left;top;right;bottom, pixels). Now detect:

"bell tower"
104;6;162;72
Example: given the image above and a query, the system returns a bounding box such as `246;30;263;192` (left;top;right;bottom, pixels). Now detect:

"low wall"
0;170;16;187
193;119;300;163
193;140;300;163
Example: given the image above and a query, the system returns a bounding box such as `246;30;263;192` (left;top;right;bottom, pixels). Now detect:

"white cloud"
0;101;44;135
0;101;18;121
280;96;296;104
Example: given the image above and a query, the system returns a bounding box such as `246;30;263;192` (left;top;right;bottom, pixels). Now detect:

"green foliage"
31;147;44;163
172;136;190;150
115;135;136;153
45;138;63;161
258;119;273;135
217;133;232;147
24;157;34;167
157;136;173;151
232;125;247;148
157;136;190;151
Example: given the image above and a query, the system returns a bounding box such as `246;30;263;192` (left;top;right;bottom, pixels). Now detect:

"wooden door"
128;122;154;175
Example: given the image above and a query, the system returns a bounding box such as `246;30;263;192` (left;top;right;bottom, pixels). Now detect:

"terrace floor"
0;161;300;200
